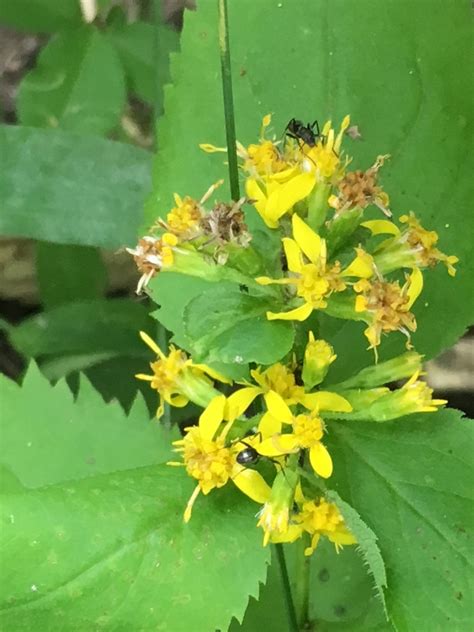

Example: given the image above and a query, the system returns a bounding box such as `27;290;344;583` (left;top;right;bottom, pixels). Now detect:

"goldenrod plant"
0;1;472;631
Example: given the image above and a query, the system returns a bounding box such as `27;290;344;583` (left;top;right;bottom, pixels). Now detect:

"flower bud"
257;468;299;546
302;332;337;389
333;351;423;389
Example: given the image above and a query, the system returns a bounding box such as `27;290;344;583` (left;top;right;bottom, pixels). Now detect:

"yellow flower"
246;169;315;228
256;392;351;479
135;331;230;418
256;215;370;321
156;180;224;240
171;395;272;522
366;370;447;421
225;362;305;422
126;232;178;293
303;116;351;180
296;497;357;556
362;212;458;276
354;267;423;354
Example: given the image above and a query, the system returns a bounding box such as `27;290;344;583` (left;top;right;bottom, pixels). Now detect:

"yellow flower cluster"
130;112;457;554
137;330;445;551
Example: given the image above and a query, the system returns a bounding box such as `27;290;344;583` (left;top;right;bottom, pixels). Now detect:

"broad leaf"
0;363;172;488
146;0;474;362
0;0;80;33
17;27;126;135
184;286;294;365
0;466;269;632
0;125;152;248
327;409;474;631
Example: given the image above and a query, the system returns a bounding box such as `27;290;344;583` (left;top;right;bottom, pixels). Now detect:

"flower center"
167;196;202;236
181;428;235;492
296;264;330;307
149;348;189;393
253;364;303;401
245;141;286;175
293;414;324;448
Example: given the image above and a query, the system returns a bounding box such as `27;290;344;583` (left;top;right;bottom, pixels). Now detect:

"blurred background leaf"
0;125;152;248
17;26;126;134
0;0;81;33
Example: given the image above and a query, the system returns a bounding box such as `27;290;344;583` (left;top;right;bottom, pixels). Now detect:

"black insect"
236;443;260;466
285;118;323;148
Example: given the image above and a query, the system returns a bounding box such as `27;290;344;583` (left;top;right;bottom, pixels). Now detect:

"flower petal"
266;172;315;222
309;443;333;478
193;363;232;384
303;391;353;413
226;387;260;422
361;219;400;236
342;248;374;279
139;331;165;358
264;390;293;423
183;484;201;523
258;434;299;457
259;412;283;439
406;267;423;309
267;303;313;321
282;238;303;273
292;214;322;263
232;468;271;503
199;394;226;440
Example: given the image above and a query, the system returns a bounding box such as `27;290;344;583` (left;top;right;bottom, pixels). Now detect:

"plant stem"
275;543;299;632
217;0;240;200
295;534;312;628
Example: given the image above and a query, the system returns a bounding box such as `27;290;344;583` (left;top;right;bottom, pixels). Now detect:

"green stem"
217;0;240;200
275;543;299;632
295;534;312;628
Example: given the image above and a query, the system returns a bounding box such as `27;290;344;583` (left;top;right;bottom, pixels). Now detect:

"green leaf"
17;27;126;135
109;21;179;108
8;298;153;360
36;242;106;308
0;362;173;488
0;466;269;632
146;0;473;362
0;125;152;248
0;0;81;33
184;285;295;365
148;273;250;380
232;542;391;632
327;409;474;631
326;491;387;617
